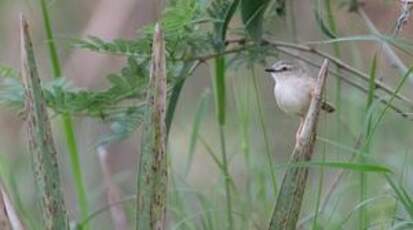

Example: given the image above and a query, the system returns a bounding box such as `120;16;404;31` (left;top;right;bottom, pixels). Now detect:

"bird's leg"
296;117;304;141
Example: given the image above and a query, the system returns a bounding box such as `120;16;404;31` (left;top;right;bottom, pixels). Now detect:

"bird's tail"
321;101;335;113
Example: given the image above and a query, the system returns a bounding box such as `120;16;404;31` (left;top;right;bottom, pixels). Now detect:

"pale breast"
274;77;314;116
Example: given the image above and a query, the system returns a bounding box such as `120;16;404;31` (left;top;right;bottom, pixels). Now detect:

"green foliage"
314;0;337;39
288;161;392;173
213;56;226;125
2;0;413;229
0;65;19;78
1;0;215;145
207;0;240;49
185;90;211;176
241;0;270;40
274;0;286;15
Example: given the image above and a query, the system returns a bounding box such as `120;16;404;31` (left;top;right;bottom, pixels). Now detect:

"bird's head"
265;60;304;81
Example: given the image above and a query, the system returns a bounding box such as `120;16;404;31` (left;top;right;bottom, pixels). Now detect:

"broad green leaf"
241;0;270;40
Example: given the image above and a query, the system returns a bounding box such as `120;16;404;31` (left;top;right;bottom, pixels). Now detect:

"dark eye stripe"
275;65;291;72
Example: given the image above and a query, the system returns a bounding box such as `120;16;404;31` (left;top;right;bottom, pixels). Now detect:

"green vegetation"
0;0;412;229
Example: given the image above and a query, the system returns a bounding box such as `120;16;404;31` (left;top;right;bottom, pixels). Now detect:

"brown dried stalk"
136;24;168;230
269;60;330;229
0;182;12;230
0;182;25;230
98;146;128;230
20;14;69;229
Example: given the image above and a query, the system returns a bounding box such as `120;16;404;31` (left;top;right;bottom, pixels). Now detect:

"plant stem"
20;15;69;229
39;0;89;225
136;24;168;229
288;0;297;42
232;73;252;228
212;55;233;229
312;148;326;228
251;66;277;193
324;0;342;142
219;125;233;230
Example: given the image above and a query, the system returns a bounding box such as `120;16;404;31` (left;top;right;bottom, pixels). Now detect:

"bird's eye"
281;66;288;71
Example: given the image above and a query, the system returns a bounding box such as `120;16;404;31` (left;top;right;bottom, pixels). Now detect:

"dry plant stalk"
0;182;25;230
20;15;69;229
0;183;12;230
136;24;168;230
269;60;329;229
98;146;128;230
0;184;25;230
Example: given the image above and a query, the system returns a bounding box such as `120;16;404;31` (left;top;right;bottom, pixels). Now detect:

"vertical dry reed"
136;24;168;230
20;15;68;230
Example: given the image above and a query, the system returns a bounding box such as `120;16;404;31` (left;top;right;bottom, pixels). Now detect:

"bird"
265;60;335;139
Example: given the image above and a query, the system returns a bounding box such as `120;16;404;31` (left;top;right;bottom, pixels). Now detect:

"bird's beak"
265;68;276;73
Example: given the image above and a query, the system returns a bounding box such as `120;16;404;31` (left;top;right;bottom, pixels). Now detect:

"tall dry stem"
20;14;68;230
136;24;168;230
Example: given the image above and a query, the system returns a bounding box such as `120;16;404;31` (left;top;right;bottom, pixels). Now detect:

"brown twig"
268;60;330;229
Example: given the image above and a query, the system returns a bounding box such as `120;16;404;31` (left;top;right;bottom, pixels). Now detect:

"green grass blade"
185;90;211;176
240;0;270;40
211;54;233;229
220;0;240;43
213;56;226;125
166;62;198;136
313;0;337;39
38;0;89;225
358;53;379;229
289;161;392;173
250;66;277;194
384;175;413;219
367;54;378;109
368;67;413;142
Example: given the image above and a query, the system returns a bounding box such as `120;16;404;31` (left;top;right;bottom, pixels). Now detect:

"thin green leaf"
221;0;240;42
185;90;211;176
384;174;413;219
367;54;378;109
286;161;392;173
368;67;413;141
313;0;337;39
0;66;19;78
213;56;226;125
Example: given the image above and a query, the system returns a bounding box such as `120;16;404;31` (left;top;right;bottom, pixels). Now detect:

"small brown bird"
265;60;335;139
